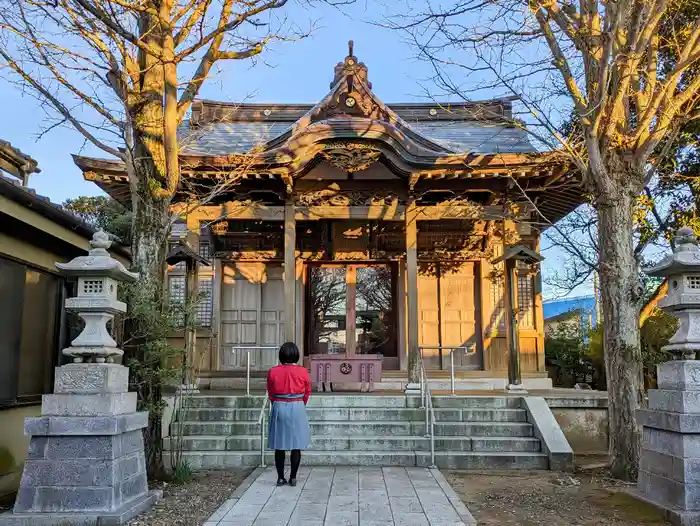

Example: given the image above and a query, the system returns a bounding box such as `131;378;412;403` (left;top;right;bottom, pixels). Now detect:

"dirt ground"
445;468;670;526
126;469;251;526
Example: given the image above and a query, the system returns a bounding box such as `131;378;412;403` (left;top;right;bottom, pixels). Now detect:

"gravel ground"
445;469;669;526
126;469;251;526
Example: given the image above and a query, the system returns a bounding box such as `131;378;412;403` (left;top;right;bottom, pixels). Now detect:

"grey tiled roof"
408;122;534;154
178;120;534;156
179;121;290;156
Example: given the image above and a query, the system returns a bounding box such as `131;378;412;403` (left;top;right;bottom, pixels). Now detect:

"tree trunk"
597;181;644;482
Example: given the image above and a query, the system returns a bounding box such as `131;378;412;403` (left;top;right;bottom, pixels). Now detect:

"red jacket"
266;364;311;405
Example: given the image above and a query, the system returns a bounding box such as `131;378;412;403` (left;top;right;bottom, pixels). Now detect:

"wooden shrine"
73;42;583;388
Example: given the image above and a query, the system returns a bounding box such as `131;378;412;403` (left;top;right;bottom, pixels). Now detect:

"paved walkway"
204;466;476;526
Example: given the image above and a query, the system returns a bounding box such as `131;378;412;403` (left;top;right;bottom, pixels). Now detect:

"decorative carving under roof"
319;142;382;173
297;183;401;207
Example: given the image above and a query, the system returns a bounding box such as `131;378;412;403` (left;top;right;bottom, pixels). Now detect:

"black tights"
275;449;301;480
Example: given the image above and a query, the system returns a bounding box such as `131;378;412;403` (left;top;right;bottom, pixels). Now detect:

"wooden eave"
0;140;40;180
73;45;583;222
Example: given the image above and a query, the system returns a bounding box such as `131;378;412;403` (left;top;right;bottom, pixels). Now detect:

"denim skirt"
267;394;311;451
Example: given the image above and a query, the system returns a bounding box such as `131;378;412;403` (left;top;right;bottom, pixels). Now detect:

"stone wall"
545;395;609;456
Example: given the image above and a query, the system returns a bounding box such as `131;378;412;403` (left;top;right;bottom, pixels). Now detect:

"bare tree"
387;0;700;480
0;0;313;476
0;0;306;280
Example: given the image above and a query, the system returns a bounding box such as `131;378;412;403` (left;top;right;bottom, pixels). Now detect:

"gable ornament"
319;142;382;173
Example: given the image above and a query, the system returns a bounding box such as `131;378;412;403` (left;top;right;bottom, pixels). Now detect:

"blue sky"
0;1;592;299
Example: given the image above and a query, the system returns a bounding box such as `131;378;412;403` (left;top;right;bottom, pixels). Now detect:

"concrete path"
203;466;476;526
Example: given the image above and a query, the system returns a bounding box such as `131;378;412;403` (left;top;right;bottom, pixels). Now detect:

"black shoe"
276;478;287;486
289;478;297;487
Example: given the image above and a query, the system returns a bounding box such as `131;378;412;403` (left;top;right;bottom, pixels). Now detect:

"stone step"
167;450;548;469
177;407;528;423
432;421;534;437
183;395;524;410
428;396;523;409
165;435;541;453
418;451;549;470
174;420;534;438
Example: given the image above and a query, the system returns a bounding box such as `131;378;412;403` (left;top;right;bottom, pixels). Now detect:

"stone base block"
630;488;700;526
638;469;700;511
658;361;700;391
640;448;700;483
25;412;147;436
642;426;700;458
26;430;144;461
638;409;700;433
54;364;129;394
0;489;161;526
649;389;700;413
42;393;137;416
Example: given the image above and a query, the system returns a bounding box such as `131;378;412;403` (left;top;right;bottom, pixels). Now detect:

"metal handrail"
418;345;476;396
257;397;270;467
418;353;436;468
229;346;279;395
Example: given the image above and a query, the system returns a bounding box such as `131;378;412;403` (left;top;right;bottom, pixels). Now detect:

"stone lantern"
632;227;700;525
646;227;700;360
0;230;160;526
56;229;138;363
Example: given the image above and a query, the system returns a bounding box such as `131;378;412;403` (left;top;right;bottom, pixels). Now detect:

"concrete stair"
166;395;550;469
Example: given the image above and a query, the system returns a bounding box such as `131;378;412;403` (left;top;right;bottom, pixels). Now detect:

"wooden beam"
405;201;420;385
174;203;285;222
296;204;404;221
284;201;296;342
175;202;533;225
415;204;531;221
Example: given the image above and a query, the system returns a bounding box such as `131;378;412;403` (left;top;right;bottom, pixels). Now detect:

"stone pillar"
632;227;700;525
0;230;160;526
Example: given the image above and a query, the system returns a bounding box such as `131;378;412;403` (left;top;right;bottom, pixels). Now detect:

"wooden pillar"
504;258;522;388
405;201;420;384
346;265;357;356
211;258;222;372
534;237;546;373
184;259;198;387
284;201;296;343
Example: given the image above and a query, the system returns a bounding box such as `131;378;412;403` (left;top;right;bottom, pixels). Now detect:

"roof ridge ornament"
332;39;371;89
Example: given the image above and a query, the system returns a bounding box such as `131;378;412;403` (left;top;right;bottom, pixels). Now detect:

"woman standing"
266;342;311;486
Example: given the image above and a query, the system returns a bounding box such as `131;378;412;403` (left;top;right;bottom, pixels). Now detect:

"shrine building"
73;44;583;390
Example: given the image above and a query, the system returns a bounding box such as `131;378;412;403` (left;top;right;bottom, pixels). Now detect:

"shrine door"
220;263;285;371
417;262;482;371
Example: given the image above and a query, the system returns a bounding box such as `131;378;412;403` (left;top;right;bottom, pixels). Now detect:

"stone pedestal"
0;364;160;526
632;361;700;525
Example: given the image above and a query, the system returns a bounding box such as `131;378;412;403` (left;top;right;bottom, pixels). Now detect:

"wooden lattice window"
517;274;535;329
197;278;213;327
168;275;185;326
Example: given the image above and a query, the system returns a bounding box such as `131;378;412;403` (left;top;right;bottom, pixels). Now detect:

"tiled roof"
178;120;535;156
408;122;534;154
0;174;130;257
179;121;290;156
